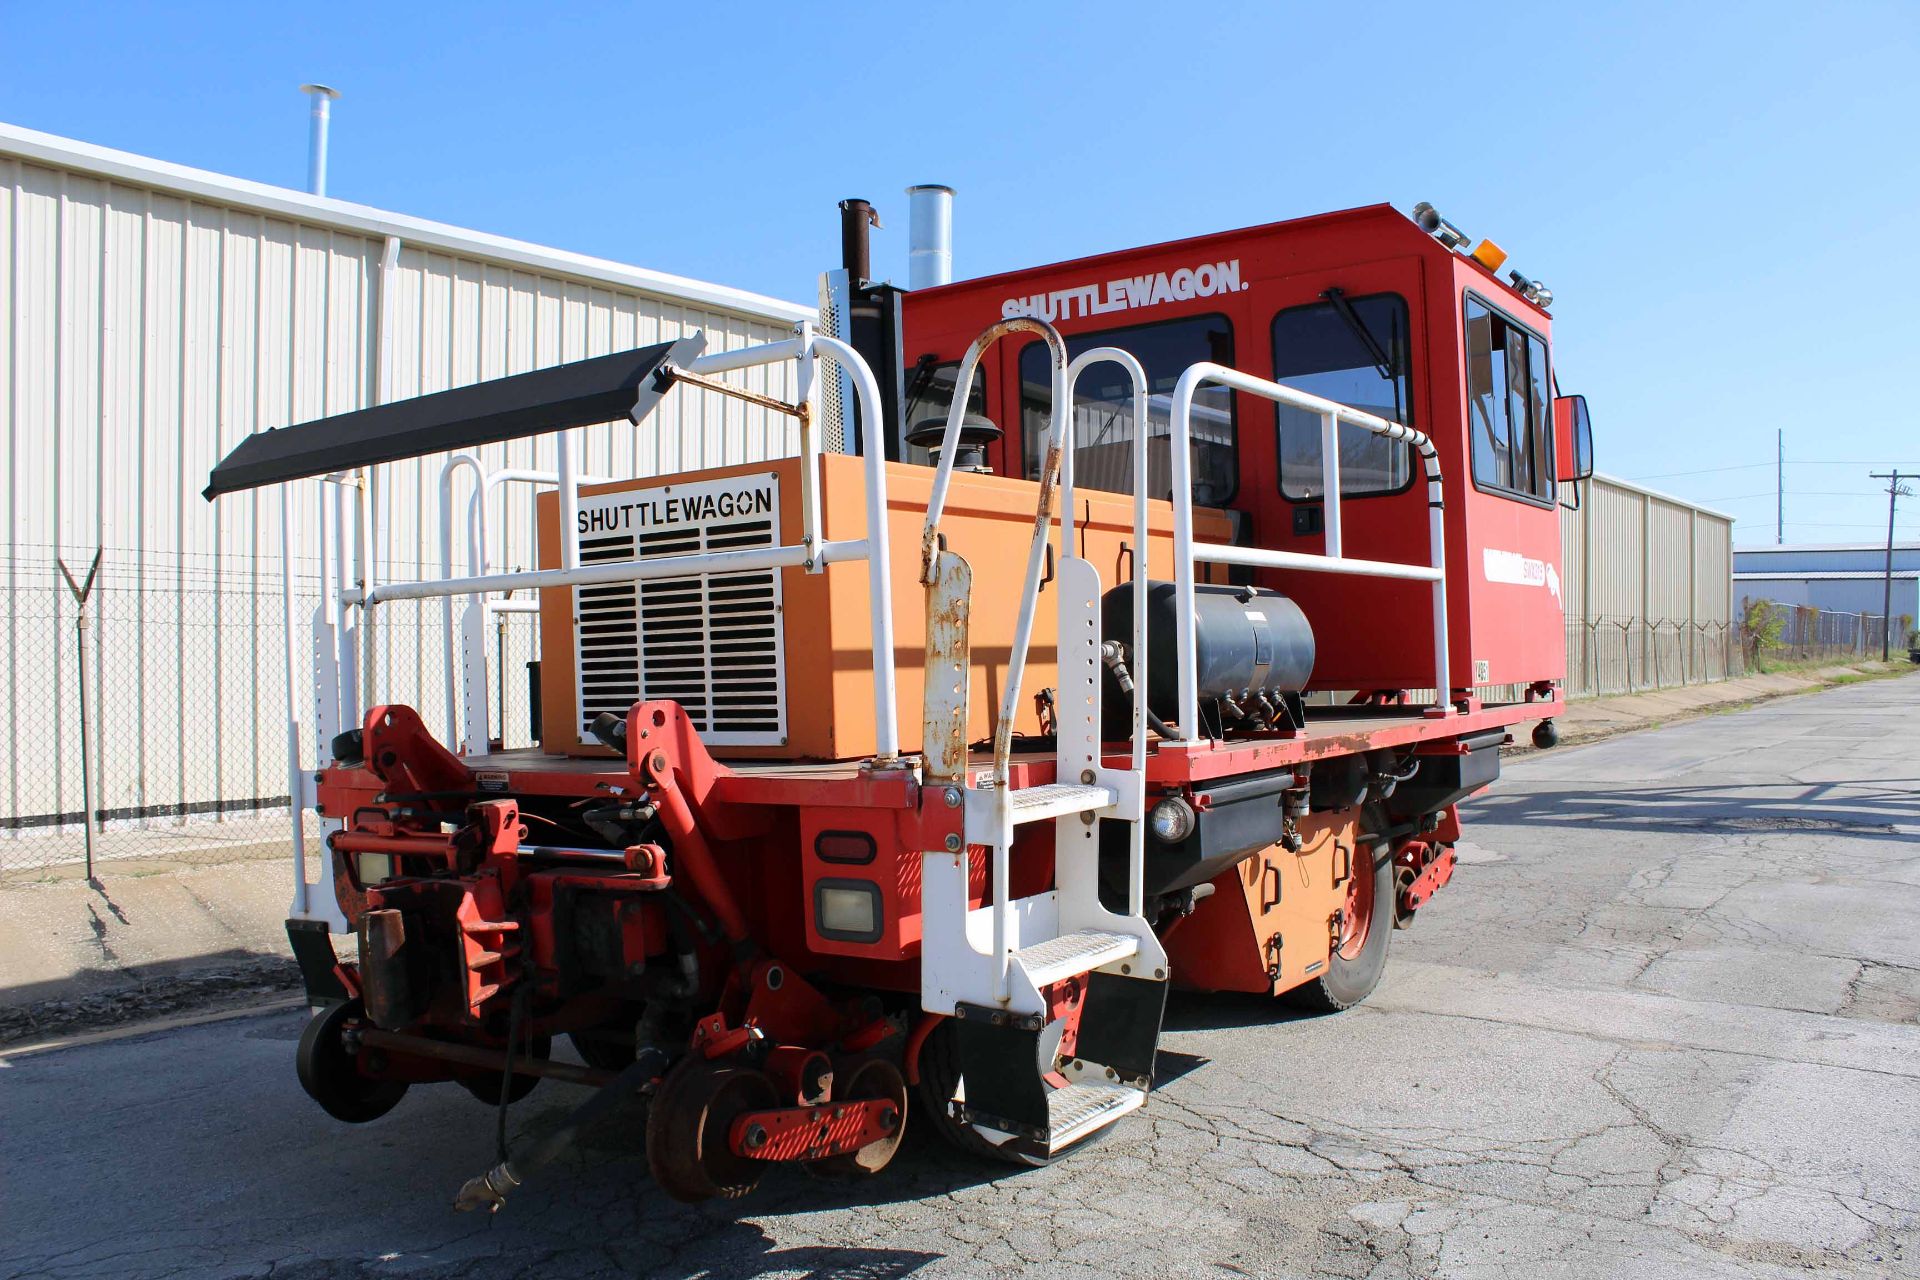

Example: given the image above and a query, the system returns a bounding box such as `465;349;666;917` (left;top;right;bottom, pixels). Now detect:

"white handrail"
437;455;485;735
919;317;1065;584
809;333;900;763
362;331;902;765
437;460;615;745
1067;347;1151;918
1167;362;1450;735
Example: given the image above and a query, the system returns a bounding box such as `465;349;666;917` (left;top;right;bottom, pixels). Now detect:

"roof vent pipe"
300;83;339;196
906;185;954;289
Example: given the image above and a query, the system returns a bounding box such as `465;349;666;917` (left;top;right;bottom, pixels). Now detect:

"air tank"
1099;581;1315;737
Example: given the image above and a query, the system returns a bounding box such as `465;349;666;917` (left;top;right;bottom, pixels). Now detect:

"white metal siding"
1;137;806;851
1561;474;1733;628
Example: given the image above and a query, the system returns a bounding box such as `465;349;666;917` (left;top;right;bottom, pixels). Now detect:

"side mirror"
1554;394;1594;482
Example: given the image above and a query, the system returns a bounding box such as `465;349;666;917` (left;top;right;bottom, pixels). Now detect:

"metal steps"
1042;1081;1145;1149
1006;782;1116;825
1013;929;1138;988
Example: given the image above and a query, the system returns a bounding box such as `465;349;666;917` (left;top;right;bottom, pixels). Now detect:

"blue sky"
4;0;1917;544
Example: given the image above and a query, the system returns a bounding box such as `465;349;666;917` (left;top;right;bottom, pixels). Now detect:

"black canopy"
203;334;707;500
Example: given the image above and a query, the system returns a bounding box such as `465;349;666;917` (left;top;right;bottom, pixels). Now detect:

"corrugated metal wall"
1560;474;1736;695
0;140;806;850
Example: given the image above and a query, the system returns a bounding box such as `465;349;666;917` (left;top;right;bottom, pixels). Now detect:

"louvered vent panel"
573;473;786;747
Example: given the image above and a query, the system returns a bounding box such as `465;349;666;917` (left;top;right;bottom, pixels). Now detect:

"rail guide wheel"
806;1058;909;1179
296;998;410;1123
646;1060;780;1203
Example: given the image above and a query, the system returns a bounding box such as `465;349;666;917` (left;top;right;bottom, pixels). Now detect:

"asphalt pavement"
3;675;1916;1279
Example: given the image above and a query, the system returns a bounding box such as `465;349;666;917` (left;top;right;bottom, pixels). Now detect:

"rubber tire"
296;1000;409;1124
1284;848;1395;1014
456;1034;551;1106
912;1021;1111;1168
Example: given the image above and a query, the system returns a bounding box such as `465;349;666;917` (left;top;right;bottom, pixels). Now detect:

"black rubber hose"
455;1048;666;1213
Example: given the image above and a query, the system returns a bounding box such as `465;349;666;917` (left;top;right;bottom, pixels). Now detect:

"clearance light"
815;830;877;864
815;879;882;942
1471;239;1509;272
357;852;393;885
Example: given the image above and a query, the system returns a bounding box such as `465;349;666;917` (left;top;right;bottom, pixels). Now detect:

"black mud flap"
951;1004;1050;1136
1073;971;1168;1089
287;918;348;1005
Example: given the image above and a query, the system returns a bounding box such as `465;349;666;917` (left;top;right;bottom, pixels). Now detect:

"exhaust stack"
838;198;879;284
906;184;953;289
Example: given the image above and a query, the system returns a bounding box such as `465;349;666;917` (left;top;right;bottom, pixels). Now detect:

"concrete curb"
1537;661;1912;750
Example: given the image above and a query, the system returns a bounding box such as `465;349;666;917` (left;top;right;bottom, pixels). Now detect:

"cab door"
1247;258;1436;691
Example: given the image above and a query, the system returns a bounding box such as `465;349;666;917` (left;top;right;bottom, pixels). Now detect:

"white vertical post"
1168;369;1202;741
794;321;825;570
809;334;899;761
1428;476;1451;713
460;600;491;755
281;484;310;920
1320;410;1343;559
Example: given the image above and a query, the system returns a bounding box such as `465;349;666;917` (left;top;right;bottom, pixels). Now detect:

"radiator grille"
573;473;787;747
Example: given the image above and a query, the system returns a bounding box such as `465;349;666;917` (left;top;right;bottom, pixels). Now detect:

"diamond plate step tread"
1013;928;1139;988
1045;1080;1145;1149
1006;782;1117;825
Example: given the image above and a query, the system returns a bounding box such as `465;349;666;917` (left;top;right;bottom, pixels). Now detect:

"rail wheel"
456;1034;551;1106
912;1020;1111;1167
646;1060;779;1202
296;999;410;1124
807;1058;908;1179
1284;845;1393;1013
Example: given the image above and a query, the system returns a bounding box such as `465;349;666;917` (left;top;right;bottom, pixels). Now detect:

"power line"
1629;460;1920;481
1702;490;1900;502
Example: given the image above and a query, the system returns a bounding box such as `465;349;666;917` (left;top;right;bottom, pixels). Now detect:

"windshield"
1273;292;1414;500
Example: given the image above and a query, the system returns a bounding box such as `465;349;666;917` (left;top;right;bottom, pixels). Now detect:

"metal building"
1733;542;1919;620
0;122;810;863
1559;474;1736;694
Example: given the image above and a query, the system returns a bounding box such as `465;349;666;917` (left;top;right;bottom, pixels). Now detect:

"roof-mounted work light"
1507;269;1554;309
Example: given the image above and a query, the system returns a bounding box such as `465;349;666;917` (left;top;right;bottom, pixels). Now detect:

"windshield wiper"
1320;287;1394;383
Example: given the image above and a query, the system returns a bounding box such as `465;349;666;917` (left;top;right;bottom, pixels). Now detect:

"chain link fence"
0;551;539;877
1566;604;1904;699
1748;600;1904;665
1565;617;1745;697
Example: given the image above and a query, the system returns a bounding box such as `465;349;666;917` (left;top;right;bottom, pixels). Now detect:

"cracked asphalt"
3;675;1916;1278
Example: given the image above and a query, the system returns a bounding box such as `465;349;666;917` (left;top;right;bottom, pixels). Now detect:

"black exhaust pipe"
839;198;879;284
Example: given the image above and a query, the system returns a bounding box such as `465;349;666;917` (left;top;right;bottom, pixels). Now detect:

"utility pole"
1870;470;1911;661
1776;429;1784;544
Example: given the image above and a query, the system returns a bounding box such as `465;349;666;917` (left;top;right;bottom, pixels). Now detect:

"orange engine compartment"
537;455;1231;761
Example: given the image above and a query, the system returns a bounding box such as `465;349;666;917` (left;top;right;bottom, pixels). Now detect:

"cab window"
1465;295;1553;502
1018;314;1236;505
1272;292;1414;500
